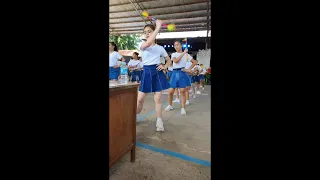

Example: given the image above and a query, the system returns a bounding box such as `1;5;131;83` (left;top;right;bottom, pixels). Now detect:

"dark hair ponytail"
110;42;118;51
133;52;139;57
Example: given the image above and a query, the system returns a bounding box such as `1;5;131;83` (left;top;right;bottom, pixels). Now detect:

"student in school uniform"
170;51;179;103
164;40;197;115
184;56;197;103
191;64;201;96
199;64;207;90
170;62;181;104
136;21;171;132
128;52;143;83
109;42;125;81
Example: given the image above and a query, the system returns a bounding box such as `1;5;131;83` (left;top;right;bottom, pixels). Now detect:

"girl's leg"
180;88;186;108
173;88;180;103
154;92;164;131
191;83;196;98
195;81;201;95
154;92;163;118
137;91;148;114
175;88;179;99
180;88;187;115
165;88;175;111
195;82;199;90
185;86;190;105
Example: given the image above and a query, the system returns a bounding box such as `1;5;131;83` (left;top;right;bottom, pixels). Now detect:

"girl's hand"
184;69;191;73
113;65;120;68
184;48;188;53
156;64;164;71
155;20;162;29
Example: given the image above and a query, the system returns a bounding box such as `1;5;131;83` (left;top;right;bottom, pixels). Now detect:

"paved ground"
110;85;211;180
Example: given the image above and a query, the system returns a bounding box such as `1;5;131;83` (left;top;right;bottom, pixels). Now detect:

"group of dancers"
109;19;208;132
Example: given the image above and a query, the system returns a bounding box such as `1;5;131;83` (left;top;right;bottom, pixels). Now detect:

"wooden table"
109;82;139;168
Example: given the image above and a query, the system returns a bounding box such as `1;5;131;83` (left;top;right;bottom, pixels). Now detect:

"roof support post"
205;0;210;50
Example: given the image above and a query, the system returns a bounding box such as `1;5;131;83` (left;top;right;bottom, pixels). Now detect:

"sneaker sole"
156;128;164;132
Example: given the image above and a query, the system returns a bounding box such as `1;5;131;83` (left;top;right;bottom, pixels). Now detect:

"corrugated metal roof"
109;0;211;35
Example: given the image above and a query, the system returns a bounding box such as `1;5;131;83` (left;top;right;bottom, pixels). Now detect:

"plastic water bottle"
120;63;128;84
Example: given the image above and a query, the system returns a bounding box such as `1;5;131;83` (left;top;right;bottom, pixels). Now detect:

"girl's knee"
137;93;146;104
154;94;161;103
168;88;175;95
137;98;144;104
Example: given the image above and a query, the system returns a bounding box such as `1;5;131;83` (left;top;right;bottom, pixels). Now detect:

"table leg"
131;146;135;162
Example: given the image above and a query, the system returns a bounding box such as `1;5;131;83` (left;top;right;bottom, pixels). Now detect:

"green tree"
109;34;141;50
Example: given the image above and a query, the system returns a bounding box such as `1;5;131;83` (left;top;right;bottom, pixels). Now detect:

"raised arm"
140;20;162;50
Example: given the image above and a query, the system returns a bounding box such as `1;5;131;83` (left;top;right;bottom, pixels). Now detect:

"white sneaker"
196;91;201;95
189;89;192;93
200;86;203;88
156;118;164;132
165;105;174;112
173;99;180;103
181;108;187;115
186;100;190;105
193;95;197;98
202;87;204;90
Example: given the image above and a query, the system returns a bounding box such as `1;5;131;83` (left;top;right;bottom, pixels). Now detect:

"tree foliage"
109;34;141;50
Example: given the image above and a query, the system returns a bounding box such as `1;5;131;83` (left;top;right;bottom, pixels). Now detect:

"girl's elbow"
140;43;151;50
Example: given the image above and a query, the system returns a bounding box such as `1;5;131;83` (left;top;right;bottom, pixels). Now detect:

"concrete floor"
110;85;211;180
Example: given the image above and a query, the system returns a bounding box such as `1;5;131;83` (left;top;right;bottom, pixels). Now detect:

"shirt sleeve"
128;60;133;66
137;62;143;68
171;53;176;60
116;52;123;60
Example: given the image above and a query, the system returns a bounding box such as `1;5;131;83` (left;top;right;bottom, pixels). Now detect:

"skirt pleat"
169;69;191;88
109;67;120;80
139;65;170;93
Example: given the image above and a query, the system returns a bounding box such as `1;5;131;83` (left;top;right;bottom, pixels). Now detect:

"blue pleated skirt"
130;70;142;82
192;75;200;83
139;65;170;93
187;74;193;84
167;71;173;79
199;74;205;80
169;68;191;88
109;67;120;80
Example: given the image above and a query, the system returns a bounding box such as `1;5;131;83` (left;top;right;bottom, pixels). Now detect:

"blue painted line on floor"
136;142;211;167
